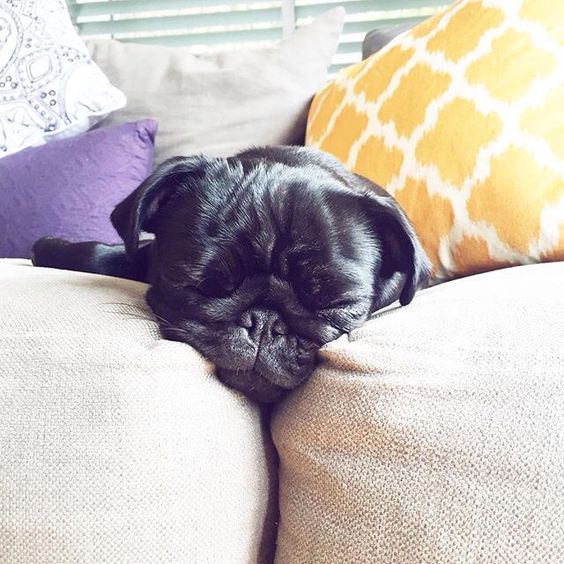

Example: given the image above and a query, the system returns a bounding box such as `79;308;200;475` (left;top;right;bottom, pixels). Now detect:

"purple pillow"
0;119;158;258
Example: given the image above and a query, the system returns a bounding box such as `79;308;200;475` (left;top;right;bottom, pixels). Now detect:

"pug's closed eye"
196;268;242;298
163;254;244;298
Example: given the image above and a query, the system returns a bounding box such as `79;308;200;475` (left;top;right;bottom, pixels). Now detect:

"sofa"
2;254;564;563
2;22;564;564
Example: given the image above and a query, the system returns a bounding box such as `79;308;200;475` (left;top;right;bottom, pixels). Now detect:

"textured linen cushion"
0;0;125;158
0;119;156;259
273;261;564;563
0;260;277;563
87;8;344;162
306;0;564;282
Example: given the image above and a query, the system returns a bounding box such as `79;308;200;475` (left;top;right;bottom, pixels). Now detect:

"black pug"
32;146;430;403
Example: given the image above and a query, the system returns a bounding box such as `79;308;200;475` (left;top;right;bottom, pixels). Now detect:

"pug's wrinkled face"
145;173;379;402
111;147;430;402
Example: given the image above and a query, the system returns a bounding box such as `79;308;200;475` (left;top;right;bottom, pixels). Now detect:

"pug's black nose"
238;309;287;340
239;310;268;338
239;311;254;329
272;319;288;335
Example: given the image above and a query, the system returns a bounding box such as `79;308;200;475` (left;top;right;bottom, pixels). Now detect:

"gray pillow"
362;22;415;59
87;8;345;162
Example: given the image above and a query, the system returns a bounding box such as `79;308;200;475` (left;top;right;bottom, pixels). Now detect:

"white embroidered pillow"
0;0;125;157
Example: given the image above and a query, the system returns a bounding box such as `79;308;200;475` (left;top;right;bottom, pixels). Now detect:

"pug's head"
111;146;430;402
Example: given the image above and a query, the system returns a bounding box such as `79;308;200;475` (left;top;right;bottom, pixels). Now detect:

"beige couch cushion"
0;260;277;563
273;262;564;563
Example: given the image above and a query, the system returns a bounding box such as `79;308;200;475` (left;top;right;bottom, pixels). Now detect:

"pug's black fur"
32;146;430;403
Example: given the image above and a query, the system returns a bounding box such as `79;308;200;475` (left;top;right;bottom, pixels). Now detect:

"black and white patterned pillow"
0;0;125;157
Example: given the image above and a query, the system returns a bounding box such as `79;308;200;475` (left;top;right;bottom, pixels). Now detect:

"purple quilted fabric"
0;119;157;258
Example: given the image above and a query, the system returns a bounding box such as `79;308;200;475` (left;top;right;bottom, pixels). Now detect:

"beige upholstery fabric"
87;8;344;163
273;262;564;563
0;260;277;563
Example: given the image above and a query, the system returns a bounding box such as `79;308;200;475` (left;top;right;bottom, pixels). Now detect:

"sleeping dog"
32;146;430;402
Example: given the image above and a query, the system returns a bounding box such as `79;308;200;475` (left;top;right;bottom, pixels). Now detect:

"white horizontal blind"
67;0;449;73
294;0;448;73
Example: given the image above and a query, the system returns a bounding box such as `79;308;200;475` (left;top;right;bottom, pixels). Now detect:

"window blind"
67;0;448;73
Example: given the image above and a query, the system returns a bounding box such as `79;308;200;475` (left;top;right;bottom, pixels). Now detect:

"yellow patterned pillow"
306;0;564;281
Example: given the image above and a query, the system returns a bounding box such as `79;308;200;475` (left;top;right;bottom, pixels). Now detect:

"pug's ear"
111;155;210;259
354;174;431;306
